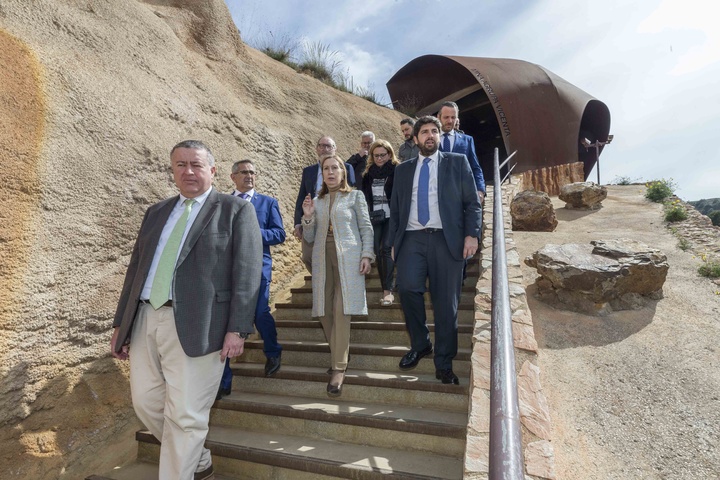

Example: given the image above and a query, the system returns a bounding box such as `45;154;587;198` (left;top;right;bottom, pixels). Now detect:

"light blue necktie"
149;199;195;309
240;192;250;200
418;158;430;226
442;133;451;152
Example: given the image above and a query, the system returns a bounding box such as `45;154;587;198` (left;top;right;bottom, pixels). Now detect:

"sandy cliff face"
0;1;403;477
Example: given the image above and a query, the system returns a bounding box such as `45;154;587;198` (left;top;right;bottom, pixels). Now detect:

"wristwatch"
231;332;250;339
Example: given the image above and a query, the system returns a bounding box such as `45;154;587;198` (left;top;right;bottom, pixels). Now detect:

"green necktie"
149;199;195;309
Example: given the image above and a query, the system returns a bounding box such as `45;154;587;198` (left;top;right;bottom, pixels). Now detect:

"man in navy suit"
293;135;356;271
389;117;482;385
218;159;287;399
438;101;486;202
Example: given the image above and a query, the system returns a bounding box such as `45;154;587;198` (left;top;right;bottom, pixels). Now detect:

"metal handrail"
489;148;524;479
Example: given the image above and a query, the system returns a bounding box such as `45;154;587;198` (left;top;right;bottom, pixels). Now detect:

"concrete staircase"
88;261;480;479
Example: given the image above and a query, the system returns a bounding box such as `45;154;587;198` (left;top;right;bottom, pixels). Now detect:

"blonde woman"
361;139;399;306
302;155;374;396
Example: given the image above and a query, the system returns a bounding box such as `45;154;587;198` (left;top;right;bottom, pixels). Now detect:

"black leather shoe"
436;368;459;385
215;386;231;401
399;344;433;370
265;354;282;377
327;370;345;397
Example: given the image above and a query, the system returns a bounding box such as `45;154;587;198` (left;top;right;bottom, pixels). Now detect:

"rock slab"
559;181;607;210
525;239;668;315
510;190;558;232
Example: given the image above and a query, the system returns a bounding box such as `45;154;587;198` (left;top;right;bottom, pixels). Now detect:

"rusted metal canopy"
387;55;611;180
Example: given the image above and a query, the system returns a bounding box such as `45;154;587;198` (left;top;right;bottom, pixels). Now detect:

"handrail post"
489;148;524;479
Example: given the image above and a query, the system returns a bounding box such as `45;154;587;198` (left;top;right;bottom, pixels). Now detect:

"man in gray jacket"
111;140;262;480
398;118;419;162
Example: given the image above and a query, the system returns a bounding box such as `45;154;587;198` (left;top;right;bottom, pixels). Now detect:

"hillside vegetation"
689;198;720;226
0;1;403;477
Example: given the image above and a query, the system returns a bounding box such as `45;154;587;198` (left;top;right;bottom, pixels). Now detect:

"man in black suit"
293;135;356;271
437;101;486;202
111;140;263;479
389;117;482;385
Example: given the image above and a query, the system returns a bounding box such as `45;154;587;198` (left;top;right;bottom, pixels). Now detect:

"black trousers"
373;219;394;292
395;230;463;370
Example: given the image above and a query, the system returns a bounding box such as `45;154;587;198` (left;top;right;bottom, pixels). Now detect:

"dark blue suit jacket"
441;131;486;193
293;162;356;226
389;152;482;262
234;191;286;281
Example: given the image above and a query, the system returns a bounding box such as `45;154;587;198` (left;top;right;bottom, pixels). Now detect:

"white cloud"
639;0;720;75
226;0;719;199
336;43;394;104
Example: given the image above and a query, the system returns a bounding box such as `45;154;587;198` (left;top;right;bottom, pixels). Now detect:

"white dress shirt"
315;162;324;193
232;189;255;201
407;151;443;230
140;187;213;300
442;130;456;151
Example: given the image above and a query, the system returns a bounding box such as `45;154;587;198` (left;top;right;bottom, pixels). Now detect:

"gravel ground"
513;185;720;480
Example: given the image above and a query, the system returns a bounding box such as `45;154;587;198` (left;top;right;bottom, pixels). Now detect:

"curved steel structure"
387;55;611;180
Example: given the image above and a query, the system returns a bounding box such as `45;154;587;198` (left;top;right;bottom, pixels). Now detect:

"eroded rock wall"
0;1;403;477
516;161;586;196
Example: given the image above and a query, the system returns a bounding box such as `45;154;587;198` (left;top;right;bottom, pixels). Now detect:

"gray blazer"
112;188;263;357
389;151;482;262
303;190;375;317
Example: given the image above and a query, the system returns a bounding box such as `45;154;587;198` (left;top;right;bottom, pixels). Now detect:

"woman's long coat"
303;190;375;317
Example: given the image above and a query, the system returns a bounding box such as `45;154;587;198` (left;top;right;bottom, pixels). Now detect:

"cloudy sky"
226;0;719;201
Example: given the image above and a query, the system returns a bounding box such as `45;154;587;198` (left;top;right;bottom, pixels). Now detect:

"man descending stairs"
88;258;480;480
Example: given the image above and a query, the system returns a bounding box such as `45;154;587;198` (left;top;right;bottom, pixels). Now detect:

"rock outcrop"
517;161;585;196
559;181;607;210
525;239;669;315
510;190;558;231
0;1;403;478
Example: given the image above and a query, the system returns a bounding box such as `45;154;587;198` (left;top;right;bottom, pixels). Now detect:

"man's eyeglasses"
237;170;256;175
373;153;389;159
317;143;335;149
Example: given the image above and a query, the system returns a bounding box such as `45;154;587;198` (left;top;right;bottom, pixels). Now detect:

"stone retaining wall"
464;177;556;479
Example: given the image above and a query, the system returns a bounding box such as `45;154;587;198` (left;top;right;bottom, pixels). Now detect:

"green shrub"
645;178;677;202
612;175;640;185
677;237;691;251
246;30;383;105
664;200;688;222
249;30;300;68
708;210;720;226
297;41;343;85
698;254;720;278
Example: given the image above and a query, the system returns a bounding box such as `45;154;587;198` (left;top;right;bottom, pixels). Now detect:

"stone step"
274;303;476;323
240;340;472;375
290;287;476;305
229;364;469;412
273;319;474;346
86;461;234;480
300;263;480;289
135;426;464;480
209;391;467;457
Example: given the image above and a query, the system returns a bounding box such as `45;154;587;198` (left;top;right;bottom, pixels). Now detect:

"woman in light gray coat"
302;154;374;396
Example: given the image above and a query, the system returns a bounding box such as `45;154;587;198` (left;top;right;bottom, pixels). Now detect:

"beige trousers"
320;238;351;370
130;303;224;480
302;236;314;273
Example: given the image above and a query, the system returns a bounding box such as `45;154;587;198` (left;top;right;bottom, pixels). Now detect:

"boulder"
510;190;558;232
525;239;668;315
559;181;607;209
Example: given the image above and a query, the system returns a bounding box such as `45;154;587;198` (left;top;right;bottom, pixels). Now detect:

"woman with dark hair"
361;139;399;306
302;154;374;396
